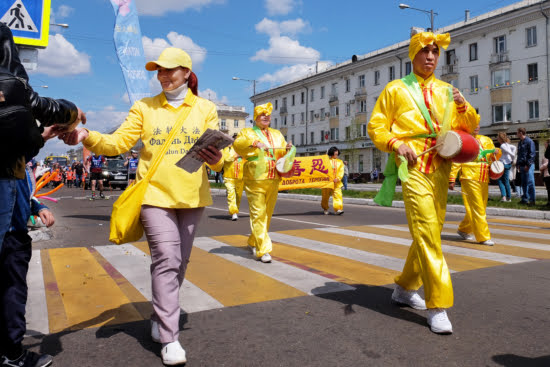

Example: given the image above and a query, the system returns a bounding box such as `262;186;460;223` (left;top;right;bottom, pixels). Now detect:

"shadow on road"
492;353;550;367
63;214;111;221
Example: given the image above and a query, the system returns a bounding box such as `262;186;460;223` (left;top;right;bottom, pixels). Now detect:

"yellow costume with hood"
368;32;479;309
233;103;289;257
321;157;344;212
450;135;501;242
222;145;244;215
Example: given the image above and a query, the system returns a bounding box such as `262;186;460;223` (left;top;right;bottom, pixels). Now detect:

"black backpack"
0;68;43;160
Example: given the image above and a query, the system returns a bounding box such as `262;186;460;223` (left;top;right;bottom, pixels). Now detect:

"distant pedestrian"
496;132;515;202
321;147;344;215
371;167;379;183
343;161;349;190
516;128;536;205
124;150;139;186
540;138;550;207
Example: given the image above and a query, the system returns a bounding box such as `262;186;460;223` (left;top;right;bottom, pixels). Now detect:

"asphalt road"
23;187;550;366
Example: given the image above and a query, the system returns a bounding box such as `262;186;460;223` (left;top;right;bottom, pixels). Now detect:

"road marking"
444;223;550;241
26;250;49;336
41;249;69;333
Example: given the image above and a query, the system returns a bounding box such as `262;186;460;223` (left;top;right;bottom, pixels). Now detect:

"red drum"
489;161;505;180
276;158;295;178
437;130;480;163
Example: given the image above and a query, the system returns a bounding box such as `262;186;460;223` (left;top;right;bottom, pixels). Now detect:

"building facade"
216;104;249;137
251;0;550;180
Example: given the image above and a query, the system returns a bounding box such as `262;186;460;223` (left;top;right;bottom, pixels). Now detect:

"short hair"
517;127;526;135
327;146;339;157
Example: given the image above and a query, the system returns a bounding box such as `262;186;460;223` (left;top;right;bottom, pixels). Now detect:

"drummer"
449;125;501;246
368;31;479;334
233;103;292;263
221;135;244;221
321;146;345;215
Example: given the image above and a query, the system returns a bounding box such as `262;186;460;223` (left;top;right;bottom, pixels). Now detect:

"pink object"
38;196;58;203
113;0;131;16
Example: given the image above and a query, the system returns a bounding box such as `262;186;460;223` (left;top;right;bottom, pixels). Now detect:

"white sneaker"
231;213;238;221
323;210;329;215
457;230;474;241
260;253;272;263
161;341;187;365
480;239;495;246
391;284;427;310
151;320;160;343
427;309;453;334
336;210;344;215
501;196;507;202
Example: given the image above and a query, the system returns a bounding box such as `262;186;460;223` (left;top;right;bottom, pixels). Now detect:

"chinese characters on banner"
278;155;335;191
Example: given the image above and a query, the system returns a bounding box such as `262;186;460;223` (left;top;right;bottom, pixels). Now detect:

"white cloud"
32;34;91;77
251;36;320;64
84;106;130;134
135;0;225;16
55;5;74;18
258;62;332;85
142;32;207;70
200;88;229;104
265;0;295;16
255;18;310;37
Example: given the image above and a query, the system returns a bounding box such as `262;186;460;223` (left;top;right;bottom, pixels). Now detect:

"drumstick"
450;188;469;196
417;142;444;157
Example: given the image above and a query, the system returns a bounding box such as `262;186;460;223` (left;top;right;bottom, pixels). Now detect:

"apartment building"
216;103;249;137
251;0;550;177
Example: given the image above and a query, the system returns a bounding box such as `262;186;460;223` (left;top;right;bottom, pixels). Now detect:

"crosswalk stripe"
445;221;550;245
444;223;550;241
197;236;355;294
367;224;550;257
318;227;532;265
487;217;550;228
269;232;409;272
41;249;69;333
26;250;49;336
280;228;502;272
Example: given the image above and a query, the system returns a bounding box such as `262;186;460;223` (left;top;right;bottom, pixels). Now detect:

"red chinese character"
310;159;329;174
292;160;306;176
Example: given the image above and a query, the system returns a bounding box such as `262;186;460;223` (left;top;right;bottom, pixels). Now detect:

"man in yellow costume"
368;31;479;334
449;126;501;246
222;134;244;221
233;103;292;263
321;146;345;215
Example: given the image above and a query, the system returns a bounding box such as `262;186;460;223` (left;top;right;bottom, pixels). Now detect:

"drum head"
491;161;504;173
276;158;291;173
437;131;462;158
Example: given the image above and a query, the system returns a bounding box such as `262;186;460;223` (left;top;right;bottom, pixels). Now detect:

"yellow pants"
458;179;490;242
244;179;280;257
224;178;244;215
321;186;343;211
395;163;454;309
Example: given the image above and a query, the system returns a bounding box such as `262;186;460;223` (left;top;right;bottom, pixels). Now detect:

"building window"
492;69;510;87
528;100;539;119
469;43;478;61
274;100;278;110
359;74;365;87
310;88;314;102
320;130;325;142
320;86;325;99
282;97;287;107
470;75;478;93
310;132;314;144
374;70;380;85
345;103;350;116
405;62;411;75
320;108;325;121
291;134;295;144
361;123;367;137
330;105;339;117
291;95;295;106
526;26;537;47
373;149;382;170
494;35;506;53
331;82;338;95
310;110;314;122
528;63;538;82
345;126;351;139
388;66;395;81
274;118;277;127
283;116;287;126
492;104;512;123
359;100;367;113
234;119;239;128
446;49;456;65
300;133;304;146
220;119;226;130
291;114;295;125
345;79;351;92
330;128;339;141
358;154;364;172
301;92;305;104
301;112;304;123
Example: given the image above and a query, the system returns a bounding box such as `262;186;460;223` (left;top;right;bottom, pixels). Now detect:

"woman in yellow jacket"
449;126;501;246
321;146;345;215
233;103;292;263
60;47;223;366
222;136;244;221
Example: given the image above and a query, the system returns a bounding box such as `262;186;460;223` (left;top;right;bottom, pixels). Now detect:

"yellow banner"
279;155;334;191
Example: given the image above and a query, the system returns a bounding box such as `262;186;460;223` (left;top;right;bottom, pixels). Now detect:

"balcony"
490;52;509;64
355;87;367;98
329;94;338;103
280;106;288;114
442;63;458;75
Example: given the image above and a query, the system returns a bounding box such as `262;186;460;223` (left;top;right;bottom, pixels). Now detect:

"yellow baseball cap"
145;47;193;71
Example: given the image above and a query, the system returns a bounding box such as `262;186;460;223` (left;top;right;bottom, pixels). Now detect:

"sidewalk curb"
211;189;550;220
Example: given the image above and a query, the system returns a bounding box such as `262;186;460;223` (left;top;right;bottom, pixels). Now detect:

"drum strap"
401;73;436;136
252;125;275;158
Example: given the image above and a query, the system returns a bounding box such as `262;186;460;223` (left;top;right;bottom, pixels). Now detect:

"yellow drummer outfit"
233;103;290;263
368;32;479;334
321;150;345;215
450;134;501;245
222;145;244;220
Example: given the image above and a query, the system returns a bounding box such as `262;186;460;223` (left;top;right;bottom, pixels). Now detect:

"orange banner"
278;155;334;191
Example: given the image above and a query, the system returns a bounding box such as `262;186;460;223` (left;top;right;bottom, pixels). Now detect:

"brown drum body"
437;130;480;163
489;161;505;180
276;158;296;178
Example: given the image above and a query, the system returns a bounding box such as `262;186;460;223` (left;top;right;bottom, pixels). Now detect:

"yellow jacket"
450;135;500;183
233;127;288;181
83;91;223;208
368;73;479;174
330;158;345;189
222;145;244;180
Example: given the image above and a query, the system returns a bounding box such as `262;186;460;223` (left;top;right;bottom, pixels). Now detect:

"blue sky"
14;0;521;158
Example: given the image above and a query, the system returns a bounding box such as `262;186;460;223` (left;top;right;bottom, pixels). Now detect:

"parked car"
105;158;128;190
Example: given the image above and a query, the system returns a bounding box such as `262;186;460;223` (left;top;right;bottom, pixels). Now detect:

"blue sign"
0;0;51;47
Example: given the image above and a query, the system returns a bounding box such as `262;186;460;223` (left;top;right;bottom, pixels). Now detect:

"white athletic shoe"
336;210;344;215
391;284;427;310
323;210;329;215
260;253;272;263
480;239;495;246
427;309;453;334
151;320;160;343
231;213;238;221
161;341;187;365
457;230;474;241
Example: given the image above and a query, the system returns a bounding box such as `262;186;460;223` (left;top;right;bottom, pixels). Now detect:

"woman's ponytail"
188;71;198;96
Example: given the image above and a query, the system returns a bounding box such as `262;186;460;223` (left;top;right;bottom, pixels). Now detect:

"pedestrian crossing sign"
0;0;51;48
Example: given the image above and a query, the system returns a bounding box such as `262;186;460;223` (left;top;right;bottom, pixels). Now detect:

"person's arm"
336;160;345;181
449;162;461;188
528;139;536;166
233;129;259;159
200;103;224;172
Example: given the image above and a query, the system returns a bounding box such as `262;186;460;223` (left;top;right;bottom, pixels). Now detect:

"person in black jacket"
0;22;85;367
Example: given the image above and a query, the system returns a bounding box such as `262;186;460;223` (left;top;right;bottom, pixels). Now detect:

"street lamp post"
232;76;257;107
50;23;69;28
399;3;437;32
